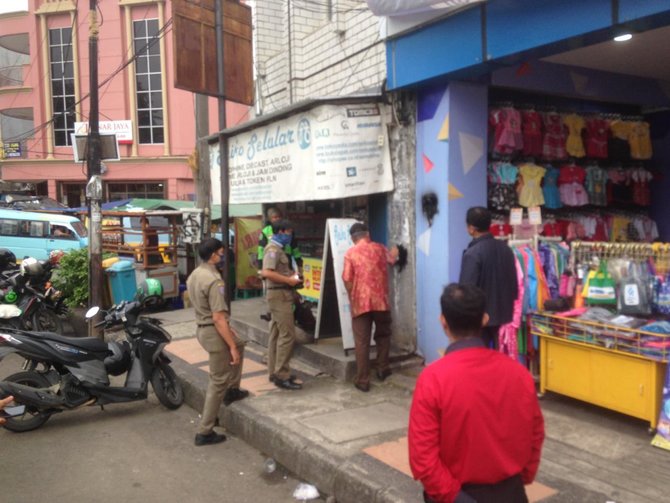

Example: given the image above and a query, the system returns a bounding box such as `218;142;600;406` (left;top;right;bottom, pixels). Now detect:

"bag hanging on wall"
585;261;617;305
617;263;651;316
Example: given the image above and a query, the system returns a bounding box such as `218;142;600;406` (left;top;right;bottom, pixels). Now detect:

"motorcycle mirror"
85;306;100;320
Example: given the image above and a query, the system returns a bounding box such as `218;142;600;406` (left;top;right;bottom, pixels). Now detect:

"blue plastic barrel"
107;260;137;304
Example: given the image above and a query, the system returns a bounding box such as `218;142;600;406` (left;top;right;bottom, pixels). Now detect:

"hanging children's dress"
563;114;586;158
521;110;543;157
558;164;588;206
607;167;632;204
584;164;608;206
487;162;519;210
585;117;609;158
608;120;632;161
542;112;567;160
490;107;523;155
518;163;546;207
629;121;653;160
542;165;562;209
631;167;653;206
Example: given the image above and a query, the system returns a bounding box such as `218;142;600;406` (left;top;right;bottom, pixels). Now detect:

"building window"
133;19;164;144
106;182;165;201
49;27;75;147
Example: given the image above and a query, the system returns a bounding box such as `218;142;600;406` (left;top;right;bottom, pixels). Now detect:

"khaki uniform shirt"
186;262;229;326
262;241;292;289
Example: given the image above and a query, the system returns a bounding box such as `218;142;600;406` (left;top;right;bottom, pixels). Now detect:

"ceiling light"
614;33;632;42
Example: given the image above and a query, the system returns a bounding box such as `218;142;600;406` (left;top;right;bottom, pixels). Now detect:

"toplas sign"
210;103;393;204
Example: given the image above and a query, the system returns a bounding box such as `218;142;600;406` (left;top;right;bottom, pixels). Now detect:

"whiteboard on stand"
314;218;360;353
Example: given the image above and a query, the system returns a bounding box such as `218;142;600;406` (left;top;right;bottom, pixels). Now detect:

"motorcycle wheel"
2;371;52;432
32;307;63;334
151;362;183;410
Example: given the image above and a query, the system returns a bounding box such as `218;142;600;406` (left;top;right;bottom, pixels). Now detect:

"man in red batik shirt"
342;222;398;392
409;284;544;503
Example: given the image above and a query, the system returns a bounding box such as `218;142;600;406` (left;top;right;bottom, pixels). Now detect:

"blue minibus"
0;209;88;261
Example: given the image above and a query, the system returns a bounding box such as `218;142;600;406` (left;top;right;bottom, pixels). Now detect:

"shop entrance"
260;194;385;342
479;24;670;431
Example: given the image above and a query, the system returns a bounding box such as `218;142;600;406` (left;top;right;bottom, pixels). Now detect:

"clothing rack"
571;240;657;262
509;238;535;248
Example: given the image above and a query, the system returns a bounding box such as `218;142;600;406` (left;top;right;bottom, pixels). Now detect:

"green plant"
51;248;89;308
52;248;115;308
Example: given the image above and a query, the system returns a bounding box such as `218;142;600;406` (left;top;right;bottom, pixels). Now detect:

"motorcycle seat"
31;332;110;353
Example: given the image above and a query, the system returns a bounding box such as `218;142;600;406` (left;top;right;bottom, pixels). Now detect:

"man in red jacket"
408;284;544;503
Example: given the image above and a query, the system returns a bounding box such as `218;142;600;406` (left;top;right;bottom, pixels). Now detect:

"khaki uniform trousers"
196;325;246;435
267;289;295;380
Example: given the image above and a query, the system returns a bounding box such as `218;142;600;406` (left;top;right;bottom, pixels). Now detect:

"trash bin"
107;260;137;305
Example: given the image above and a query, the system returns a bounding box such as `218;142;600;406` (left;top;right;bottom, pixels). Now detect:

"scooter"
0;300;184;432
1;261;64;334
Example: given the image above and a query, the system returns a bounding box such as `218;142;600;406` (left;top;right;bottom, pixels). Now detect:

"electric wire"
2;2;83;125
4;17;173;145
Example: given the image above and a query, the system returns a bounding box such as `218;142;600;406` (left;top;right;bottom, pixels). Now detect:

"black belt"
197;323;214;327
268;286;291;290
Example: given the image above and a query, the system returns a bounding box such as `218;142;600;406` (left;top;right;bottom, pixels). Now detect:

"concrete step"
231;314;419;382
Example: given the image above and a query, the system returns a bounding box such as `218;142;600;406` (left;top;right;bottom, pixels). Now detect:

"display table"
530;313;668;429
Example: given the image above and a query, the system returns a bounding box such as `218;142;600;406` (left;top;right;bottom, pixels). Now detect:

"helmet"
20;257;44;277
104;341;132;376
0;249;17;270
136;278;164;309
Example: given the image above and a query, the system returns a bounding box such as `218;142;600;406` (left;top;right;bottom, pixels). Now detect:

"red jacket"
408;339;544;502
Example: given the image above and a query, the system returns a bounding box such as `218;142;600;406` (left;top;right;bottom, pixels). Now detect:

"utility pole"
215;0;231;311
86;0;104;337
194;93;211;241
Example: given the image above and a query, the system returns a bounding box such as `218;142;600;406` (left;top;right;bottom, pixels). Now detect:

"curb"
170;354;422;503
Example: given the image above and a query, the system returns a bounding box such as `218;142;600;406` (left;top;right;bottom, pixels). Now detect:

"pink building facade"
0;0;247;206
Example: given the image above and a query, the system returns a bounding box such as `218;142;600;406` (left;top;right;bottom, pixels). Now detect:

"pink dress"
499;259;524;360
490;108;523;155
558;165;588;206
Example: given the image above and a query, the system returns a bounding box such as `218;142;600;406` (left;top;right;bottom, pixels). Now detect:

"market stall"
480;87;670;431
99;210;182;300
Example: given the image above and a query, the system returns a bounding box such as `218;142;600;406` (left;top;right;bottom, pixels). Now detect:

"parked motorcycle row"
0;248;184;432
0;248;66;333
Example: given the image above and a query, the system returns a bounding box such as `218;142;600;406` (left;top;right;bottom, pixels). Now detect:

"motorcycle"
0;268;63;334
0;300;184;432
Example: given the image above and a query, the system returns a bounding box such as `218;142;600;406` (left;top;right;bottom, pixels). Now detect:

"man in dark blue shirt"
459;207;518;349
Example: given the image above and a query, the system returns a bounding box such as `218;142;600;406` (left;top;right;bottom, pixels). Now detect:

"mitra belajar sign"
209;103;394;204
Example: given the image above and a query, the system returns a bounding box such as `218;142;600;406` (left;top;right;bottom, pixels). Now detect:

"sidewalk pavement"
157;304;670;503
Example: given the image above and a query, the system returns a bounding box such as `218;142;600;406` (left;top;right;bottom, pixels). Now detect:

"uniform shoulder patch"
216;281;226;295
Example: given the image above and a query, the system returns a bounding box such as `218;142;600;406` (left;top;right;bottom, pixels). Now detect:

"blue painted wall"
446;83;488;283
415;85;450;361
415;82;489;362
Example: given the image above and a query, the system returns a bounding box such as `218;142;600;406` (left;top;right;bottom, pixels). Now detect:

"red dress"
542;113;567;160
521;110;543;157
490;108;523;155
584;118;609;158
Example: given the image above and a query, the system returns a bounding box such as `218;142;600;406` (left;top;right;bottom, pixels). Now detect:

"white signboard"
315;218;360;352
209;103;394;204
74;120;133;144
